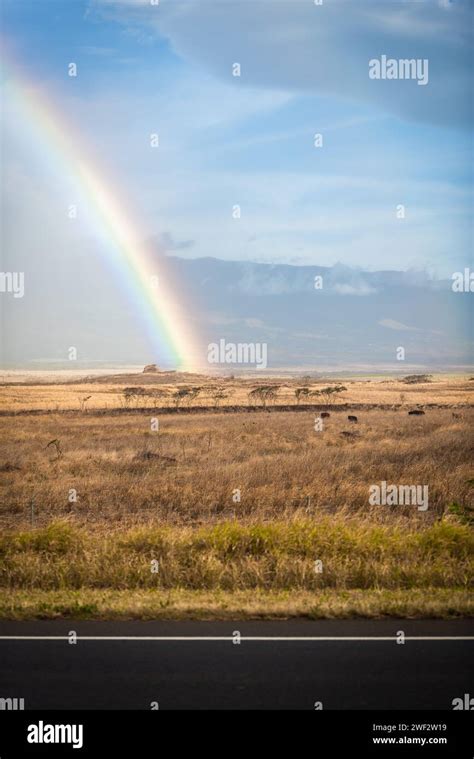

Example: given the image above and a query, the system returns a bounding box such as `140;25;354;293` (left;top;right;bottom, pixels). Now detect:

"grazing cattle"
321;412;330;418
408;410;425;416
452;412;462;419
347;415;358;423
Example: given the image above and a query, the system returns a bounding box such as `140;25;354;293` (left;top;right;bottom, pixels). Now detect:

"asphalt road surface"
0;619;472;710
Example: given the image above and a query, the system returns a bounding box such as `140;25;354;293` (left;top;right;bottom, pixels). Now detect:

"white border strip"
0;636;472;642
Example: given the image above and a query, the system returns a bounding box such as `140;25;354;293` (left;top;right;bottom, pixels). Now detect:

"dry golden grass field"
0;372;472;619
0;371;472;412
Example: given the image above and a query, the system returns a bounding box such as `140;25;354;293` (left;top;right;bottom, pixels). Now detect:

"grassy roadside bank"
2;588;472;620
1;519;471;619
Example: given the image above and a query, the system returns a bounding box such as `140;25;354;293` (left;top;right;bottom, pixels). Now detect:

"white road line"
0;636;472;642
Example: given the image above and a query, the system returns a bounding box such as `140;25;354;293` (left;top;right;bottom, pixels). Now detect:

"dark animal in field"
408;410;425;416
340;430;359;439
347;415;358;423
452;412;463;419
134;451;176;464
321;412;331;418
0;462;22;472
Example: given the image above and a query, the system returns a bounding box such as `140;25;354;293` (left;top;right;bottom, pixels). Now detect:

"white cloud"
91;0;473;126
378;318;418;331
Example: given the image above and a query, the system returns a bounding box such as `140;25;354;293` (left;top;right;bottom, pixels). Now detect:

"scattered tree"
172;386;202;407
123;387;147;406
311;385;347;407
147;389;168;408
295;387;310;405
78;395;91;413
248;385;280;408
210;387;229;407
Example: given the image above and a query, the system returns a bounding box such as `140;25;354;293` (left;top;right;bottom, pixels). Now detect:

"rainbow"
1;49;201;371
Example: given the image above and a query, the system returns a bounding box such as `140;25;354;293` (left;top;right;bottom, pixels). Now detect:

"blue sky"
1;0;473;276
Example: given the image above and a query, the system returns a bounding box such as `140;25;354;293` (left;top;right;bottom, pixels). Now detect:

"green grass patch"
1;518;472;593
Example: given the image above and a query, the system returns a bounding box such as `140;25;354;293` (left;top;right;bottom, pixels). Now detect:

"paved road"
0;619;472;710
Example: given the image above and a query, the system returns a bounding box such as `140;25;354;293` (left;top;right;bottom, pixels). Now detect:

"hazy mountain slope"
2;254;471;369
